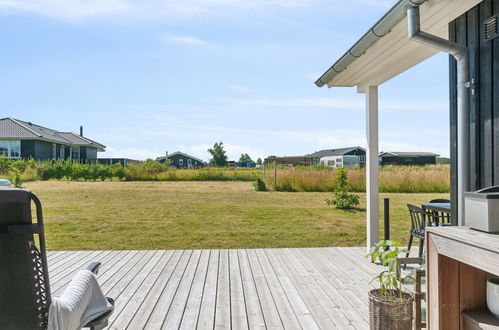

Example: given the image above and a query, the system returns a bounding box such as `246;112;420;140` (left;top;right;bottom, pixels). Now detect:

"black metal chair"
0;189;114;330
405;204;427;259
423;204;452;226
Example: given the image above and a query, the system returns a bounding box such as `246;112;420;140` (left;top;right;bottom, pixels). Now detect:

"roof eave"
315;0;426;88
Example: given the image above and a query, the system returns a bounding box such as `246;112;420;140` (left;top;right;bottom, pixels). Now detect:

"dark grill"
484;15;498;41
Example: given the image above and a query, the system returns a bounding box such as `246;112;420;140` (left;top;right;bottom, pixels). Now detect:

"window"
0;141;7;157
60;147;65;160
52;144;57;160
179;159;183;166
328;160;335;166
71;147;80;161
0;140;21;158
336;158;342;162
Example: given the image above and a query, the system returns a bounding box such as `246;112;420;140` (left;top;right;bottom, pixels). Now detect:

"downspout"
407;6;469;225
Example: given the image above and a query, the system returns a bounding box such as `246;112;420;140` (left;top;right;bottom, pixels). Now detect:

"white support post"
364;86;379;249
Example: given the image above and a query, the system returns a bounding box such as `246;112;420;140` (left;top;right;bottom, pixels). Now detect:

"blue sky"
0;0;450;161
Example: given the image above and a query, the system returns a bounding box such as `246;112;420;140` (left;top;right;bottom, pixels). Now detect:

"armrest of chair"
397;257;424;266
86;262;102;275
397;257;424;278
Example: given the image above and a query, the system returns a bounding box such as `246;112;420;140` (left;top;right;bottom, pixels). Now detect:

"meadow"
23;181;449;250
263;164;450;193
1;157;450;193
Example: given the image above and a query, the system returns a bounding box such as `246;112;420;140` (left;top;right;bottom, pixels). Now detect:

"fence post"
384;198;390;241
274;167;277;189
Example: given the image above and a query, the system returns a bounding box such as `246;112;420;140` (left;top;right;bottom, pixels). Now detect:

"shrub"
125;160;171;181
9;168;22;187
327;167;360;209
253;178;267;191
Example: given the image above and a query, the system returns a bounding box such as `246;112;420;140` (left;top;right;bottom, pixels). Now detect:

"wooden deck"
47;247;380;329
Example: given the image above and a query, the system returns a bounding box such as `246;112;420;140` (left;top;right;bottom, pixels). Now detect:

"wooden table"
421;202;451;211
426;226;499;329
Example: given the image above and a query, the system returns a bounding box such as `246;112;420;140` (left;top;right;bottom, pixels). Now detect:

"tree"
436;157;450;164
208;142;228;166
256;158;262;165
238;153;253;163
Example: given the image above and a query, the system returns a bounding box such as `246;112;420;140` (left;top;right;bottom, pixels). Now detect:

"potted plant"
366;240;415;330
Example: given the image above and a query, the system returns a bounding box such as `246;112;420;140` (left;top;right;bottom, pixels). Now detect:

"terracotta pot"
369;289;413;330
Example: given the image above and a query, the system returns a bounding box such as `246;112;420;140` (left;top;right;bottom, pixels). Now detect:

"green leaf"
404;276;416;284
385;240;401;247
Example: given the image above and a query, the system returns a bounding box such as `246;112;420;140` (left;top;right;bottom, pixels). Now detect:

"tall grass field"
0;157;449;193
263;165;450;193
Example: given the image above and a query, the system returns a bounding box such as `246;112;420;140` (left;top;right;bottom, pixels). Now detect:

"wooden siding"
47;247;386;329
379;156;437;166
167;154;204;168
449;0;499;222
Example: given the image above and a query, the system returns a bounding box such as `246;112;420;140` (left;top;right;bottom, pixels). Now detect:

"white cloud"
225;85;253;93
222;97;448;112
96;118;449;160
100;146;162;160
161;34;210;46
0;0;130;21
0;0;319;21
189;143;265;161
222;97;364;110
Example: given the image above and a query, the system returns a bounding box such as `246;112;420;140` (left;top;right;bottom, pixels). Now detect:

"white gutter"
407;5;469;225
315;0;426;88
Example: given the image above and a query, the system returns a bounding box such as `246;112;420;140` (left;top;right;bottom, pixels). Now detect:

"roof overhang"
316;0;483;88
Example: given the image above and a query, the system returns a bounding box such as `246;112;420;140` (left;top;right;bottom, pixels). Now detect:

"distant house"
264;156;312;167
308;146;366;166
379;152;439;166
319;155;361;168
235;162;256;168
157;151;205;169
0;117;105;162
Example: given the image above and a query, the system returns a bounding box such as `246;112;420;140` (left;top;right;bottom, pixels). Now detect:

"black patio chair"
0;189;114;330
423;204;452;226
405;204;427;260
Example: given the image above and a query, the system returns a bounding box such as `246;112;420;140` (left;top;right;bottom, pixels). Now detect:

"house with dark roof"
379;151;439;166
264;146;365;167
157;151;205;169
264;156;312;167
0;118;105;162
307;146;366;166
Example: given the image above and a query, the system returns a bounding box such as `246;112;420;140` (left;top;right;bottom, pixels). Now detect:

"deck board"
197;250;220;330
47;247;383;329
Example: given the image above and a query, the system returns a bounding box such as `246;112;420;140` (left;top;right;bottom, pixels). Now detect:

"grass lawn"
23;181;449;250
